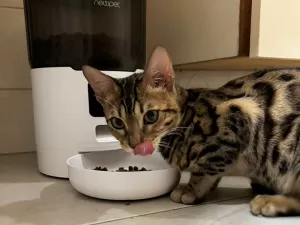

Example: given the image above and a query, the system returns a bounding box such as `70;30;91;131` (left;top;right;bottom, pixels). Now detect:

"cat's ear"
143;46;175;92
82;65;118;101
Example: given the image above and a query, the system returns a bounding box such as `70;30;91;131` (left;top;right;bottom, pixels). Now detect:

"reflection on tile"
0;153;252;225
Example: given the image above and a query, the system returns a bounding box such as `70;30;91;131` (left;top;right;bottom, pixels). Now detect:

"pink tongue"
134;142;154;156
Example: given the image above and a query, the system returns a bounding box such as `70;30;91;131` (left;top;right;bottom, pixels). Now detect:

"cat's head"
82;46;185;154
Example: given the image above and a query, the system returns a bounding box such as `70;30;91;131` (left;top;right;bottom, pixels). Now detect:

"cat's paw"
170;185;197;205
250;195;300;217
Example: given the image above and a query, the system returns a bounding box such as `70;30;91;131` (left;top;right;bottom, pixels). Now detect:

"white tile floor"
0;153;299;225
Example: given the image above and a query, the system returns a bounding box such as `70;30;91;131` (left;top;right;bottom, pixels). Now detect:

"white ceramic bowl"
67;150;180;200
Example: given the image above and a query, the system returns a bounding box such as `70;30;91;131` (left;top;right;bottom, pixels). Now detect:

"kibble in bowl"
93;166;151;172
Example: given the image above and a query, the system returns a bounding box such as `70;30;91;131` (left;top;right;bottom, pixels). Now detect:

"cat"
82;46;300;217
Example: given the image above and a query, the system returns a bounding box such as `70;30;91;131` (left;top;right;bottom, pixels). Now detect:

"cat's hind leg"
250;195;300;217
250;170;300;217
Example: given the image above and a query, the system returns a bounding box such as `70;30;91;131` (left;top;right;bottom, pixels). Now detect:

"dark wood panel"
238;0;252;56
174;57;300;71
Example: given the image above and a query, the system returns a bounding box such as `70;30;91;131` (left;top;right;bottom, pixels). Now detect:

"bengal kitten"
82;46;300;217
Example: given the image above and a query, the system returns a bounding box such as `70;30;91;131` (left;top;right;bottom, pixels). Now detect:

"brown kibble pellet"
117;167;126;172
93;166;151;172
93;166;108;171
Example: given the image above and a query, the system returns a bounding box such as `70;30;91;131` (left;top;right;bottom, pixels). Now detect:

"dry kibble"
117;167;126;172
93;166;151;172
93;167;108;171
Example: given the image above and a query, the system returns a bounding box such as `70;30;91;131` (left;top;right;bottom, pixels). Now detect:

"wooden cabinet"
0;1;34;154
0;2;30;89
0;7;30;88
146;0;300;70
0;0;23;8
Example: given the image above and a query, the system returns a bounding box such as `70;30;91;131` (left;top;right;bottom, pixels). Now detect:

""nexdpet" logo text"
94;0;121;8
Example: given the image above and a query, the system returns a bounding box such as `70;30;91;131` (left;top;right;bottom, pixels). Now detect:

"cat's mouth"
122;142;156;156
133;142;155;156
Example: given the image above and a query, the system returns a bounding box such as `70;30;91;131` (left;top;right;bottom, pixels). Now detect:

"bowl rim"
66;153;179;174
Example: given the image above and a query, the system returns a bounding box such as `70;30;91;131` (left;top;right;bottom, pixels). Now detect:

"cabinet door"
0;7;30;89
146;0;247;65
250;0;300;59
0;90;35;154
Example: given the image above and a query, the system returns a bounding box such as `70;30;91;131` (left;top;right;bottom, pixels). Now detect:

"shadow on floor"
0;180;252;225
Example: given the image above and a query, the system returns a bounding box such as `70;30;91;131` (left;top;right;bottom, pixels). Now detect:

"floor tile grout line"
84;196;251;225
80;205;190;225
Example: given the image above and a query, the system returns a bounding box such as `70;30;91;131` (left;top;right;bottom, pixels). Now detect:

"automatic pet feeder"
23;0;180;200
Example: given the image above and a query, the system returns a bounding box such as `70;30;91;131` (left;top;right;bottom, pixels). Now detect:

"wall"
176;70;251;89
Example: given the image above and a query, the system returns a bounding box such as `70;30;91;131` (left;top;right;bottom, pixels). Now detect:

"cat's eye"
110;117;125;130
144;110;159;124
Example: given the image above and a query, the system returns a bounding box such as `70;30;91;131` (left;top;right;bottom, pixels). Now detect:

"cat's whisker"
166;131;185;136
159;141;170;145
158;142;171;147
165;131;183;136
158;144;171;149
173;126;191;129
168;126;190;132
152;132;170;144
155;132;175;141
166;128;189;134
153;129;185;144
152;126;190;145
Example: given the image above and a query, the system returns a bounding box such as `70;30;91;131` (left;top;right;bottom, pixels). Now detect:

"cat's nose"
129;139;140;149
127;118;143;148
128;135;142;149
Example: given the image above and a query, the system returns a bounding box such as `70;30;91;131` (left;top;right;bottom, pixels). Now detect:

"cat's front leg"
170;173;221;204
